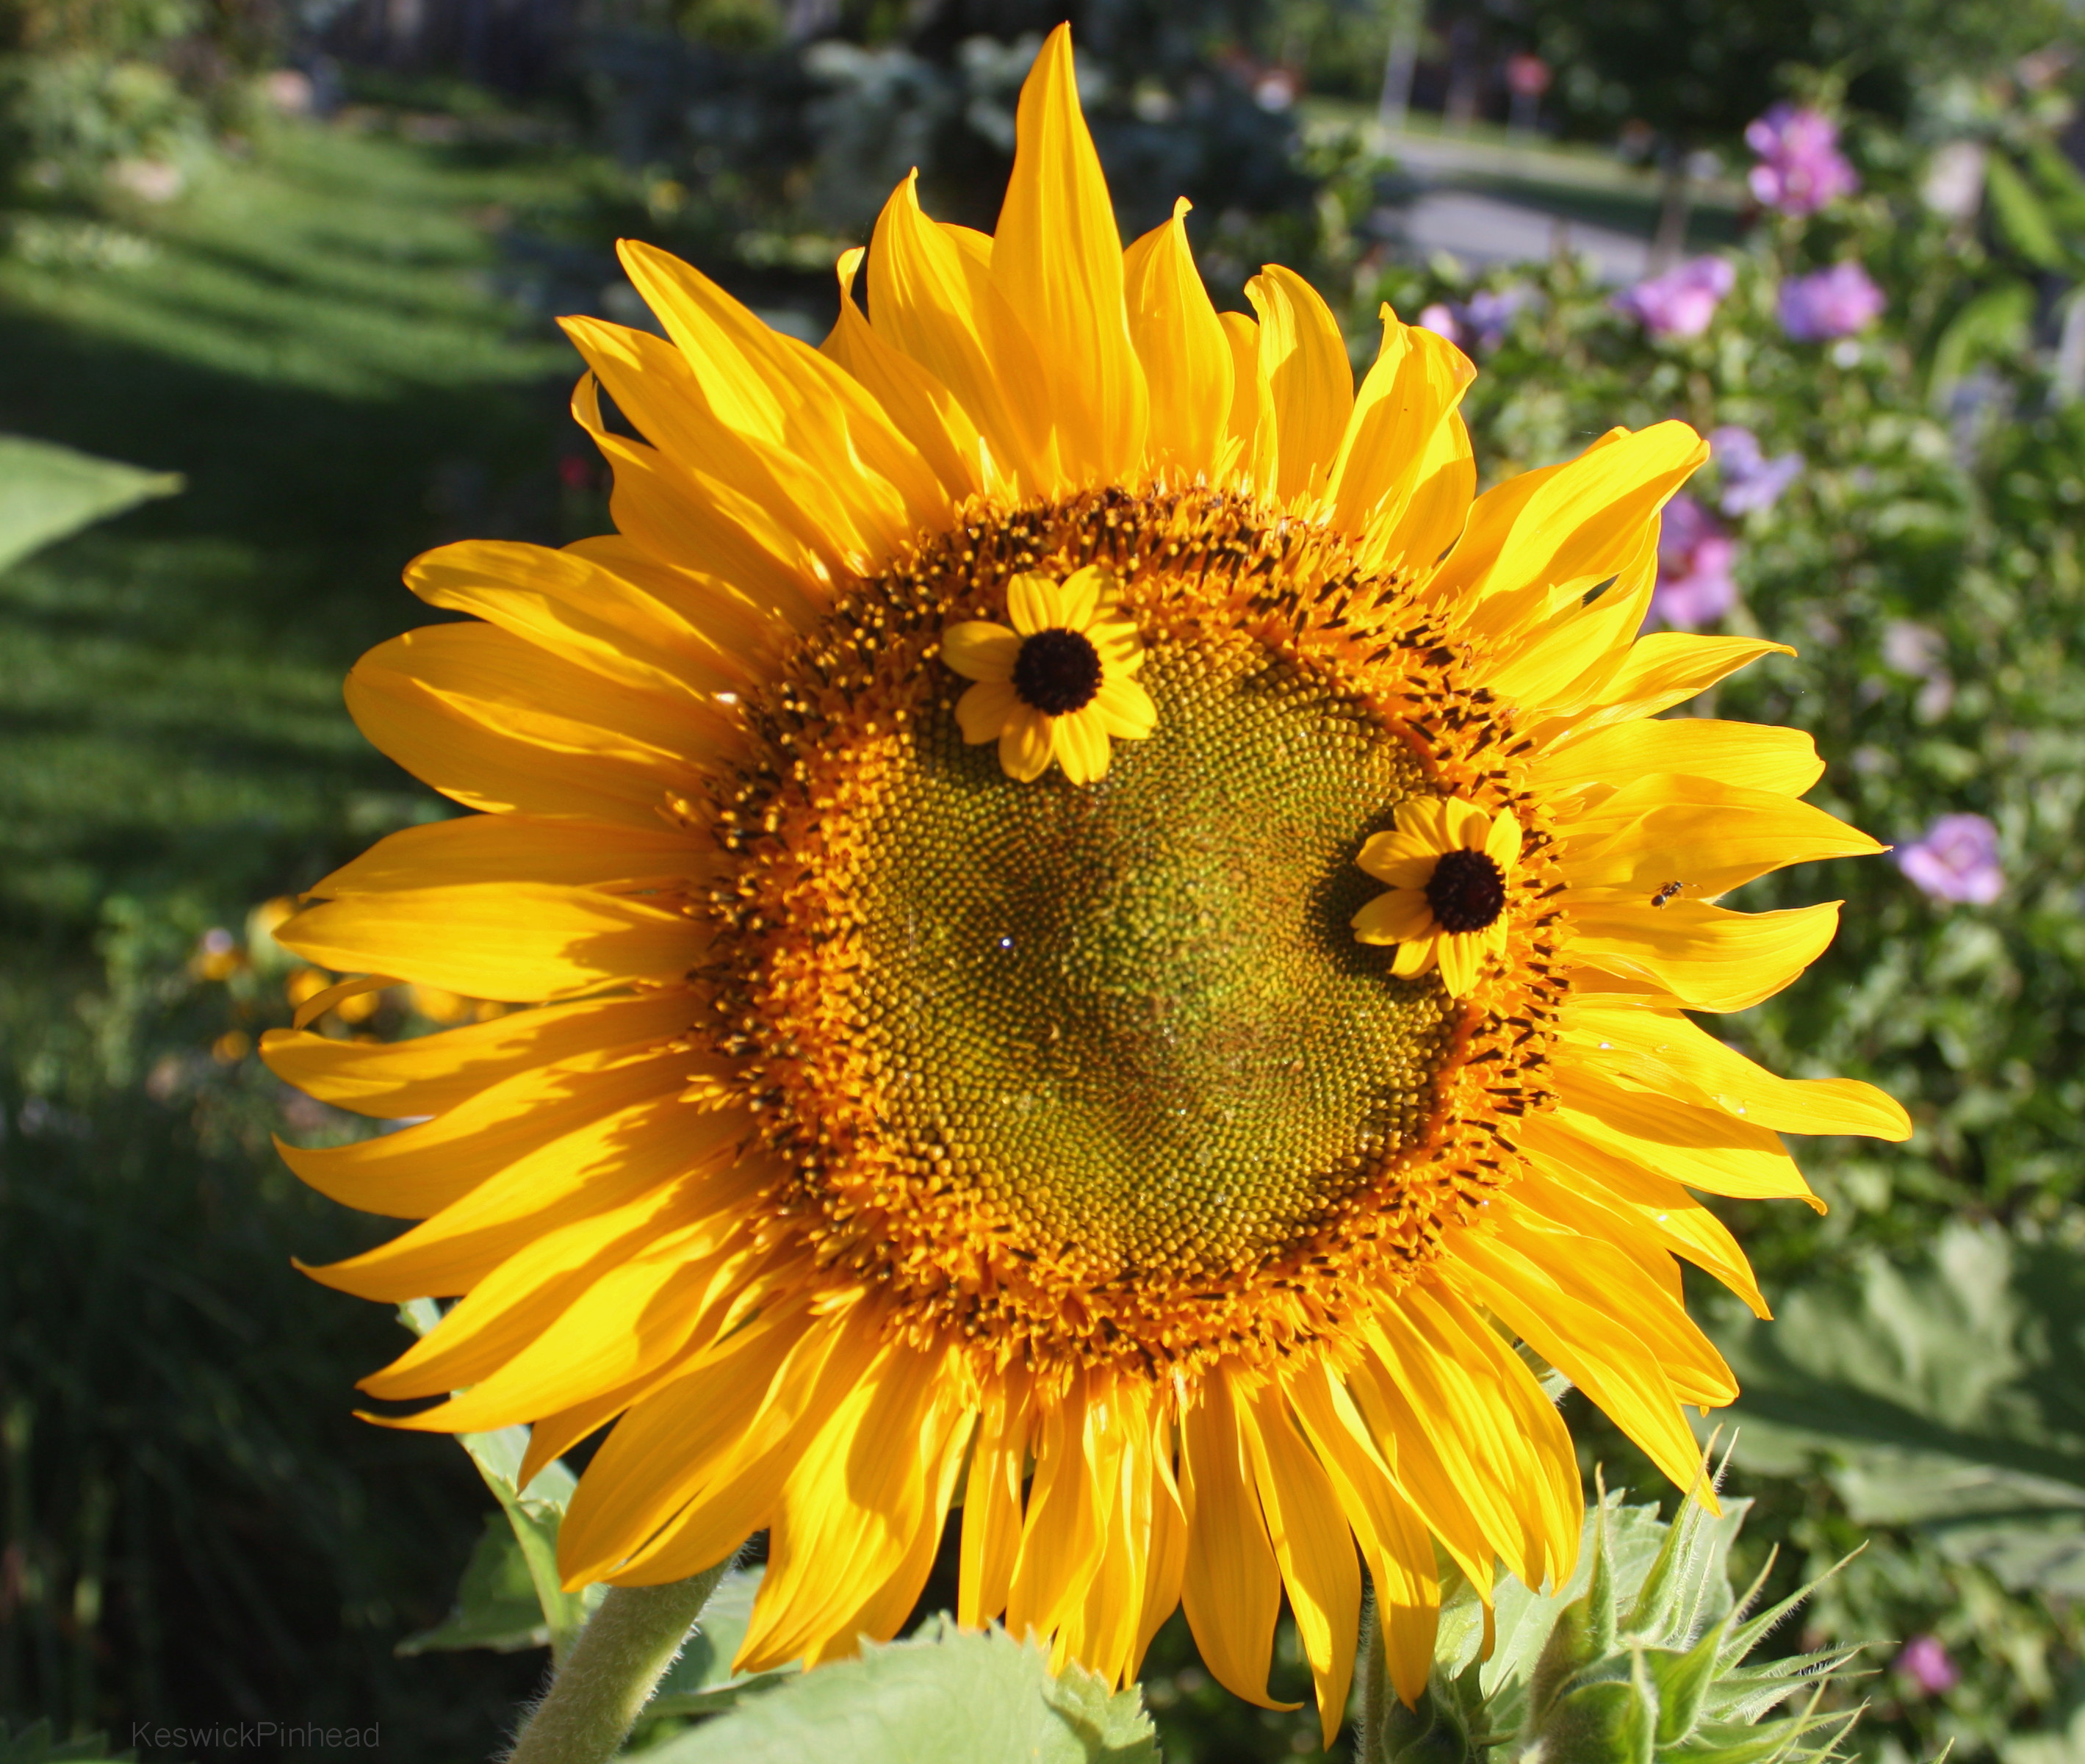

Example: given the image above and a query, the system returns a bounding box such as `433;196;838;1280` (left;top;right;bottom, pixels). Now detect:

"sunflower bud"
1363;1475;1863;1764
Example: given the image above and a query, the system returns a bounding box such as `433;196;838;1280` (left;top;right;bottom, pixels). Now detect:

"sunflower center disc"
857;634;1459;1277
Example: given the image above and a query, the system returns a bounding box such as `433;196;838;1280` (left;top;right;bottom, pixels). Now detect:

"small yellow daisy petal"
942;620;1022;682
1352;890;1434;946
1056;707;1112;783
999;707;1054;781
1485;809;1524;869
1441;797;1492;850
956;679;1020;744
1436;932;1483;998
1390;937;1438;978
1092;677;1157;740
1007;571;1060;635
1058;564;1112;629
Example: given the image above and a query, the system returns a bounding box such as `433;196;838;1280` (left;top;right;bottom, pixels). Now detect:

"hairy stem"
1358;1594;1387;1764
505;1560;736;1764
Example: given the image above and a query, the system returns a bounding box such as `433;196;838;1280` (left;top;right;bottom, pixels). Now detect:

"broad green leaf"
395;1300;599;1657
648;1566;799;1716
631;1617;1158;1764
1928;282;2035;402
1707;1222;2085;1594
0;435;180;575
1984;154;2067;270
395;1513;553;1655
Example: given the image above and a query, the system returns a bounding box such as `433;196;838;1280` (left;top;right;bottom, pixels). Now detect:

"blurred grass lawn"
0;114;583;966
0;112;613;1757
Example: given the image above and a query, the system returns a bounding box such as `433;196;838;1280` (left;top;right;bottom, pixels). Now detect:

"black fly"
1652;882;1682;907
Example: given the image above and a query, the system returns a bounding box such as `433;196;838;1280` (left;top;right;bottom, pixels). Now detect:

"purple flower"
1461;285;1536;350
1615;256;1735;339
1710;426;1804;516
1746;104;1859;215
1896;1635;1960;1696
1646;493;1738;630
1779;262;1885;342
1898;814;2002;905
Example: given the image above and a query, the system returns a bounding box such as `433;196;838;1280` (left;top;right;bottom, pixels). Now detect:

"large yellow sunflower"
264;26;1907;1744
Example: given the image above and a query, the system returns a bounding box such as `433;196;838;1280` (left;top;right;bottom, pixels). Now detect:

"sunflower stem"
1358;1594;1388;1763
505;1563;735;1764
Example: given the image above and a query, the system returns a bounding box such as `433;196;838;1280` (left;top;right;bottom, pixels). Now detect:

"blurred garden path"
1314;109;1745;278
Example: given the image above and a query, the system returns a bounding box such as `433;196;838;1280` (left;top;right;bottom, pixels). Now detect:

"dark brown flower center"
1012;627;1103;715
1425;848;1506;932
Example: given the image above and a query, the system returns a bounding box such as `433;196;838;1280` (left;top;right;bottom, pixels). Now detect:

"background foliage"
4;0;2085;1758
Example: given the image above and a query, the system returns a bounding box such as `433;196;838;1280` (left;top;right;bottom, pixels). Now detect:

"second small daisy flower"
942;564;1156;783
1353;796;1524;996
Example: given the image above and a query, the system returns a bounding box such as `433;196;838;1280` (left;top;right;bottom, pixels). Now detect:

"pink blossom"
1898;814;2003;905
1779;262;1885;342
1896;1635;1960;1696
1746;104;1859;215
1615;256;1735;339
1710;426;1803;515
1416;302;1461;345
1646;493;1738;630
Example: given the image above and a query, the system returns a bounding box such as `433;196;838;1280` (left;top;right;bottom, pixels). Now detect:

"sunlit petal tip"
941;621;1023;682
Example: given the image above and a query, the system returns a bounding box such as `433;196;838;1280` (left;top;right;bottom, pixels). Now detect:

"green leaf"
395;1300;599;1658
1707;1222;2085;1596
1928;282;2036;403
0;1720;131;1763
630;1618;1157;1764
0;435;180;576
1984;153;2067;270
395;1513;554;1656
647;1566;798;1716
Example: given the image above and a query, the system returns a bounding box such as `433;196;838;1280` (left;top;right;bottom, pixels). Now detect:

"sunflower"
264;25;1907;1746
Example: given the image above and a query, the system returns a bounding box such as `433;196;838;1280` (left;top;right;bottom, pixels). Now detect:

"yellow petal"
991;25;1148;483
618;239;951;547
277;1035;698;1217
1219;310;1275;492
1561;1001;1908;1140
1092;676;1156;739
1450;1228;1725;1500
1123;198;1233;480
1055;705;1112;784
308;813;703;899
345;628;713;829
1245;264;1354;505
1239;1383;1361;1747
1390;937;1437;978
1000;707;1054;780
1550;1073;1823;1209
1484;810;1524;869
408;539;755;699
1178;1371;1294;1710
1433;422;1708;642
1560;777;1884;898
259;990;692;1120
1007;571;1061;634
1283;1364;1440;1710
1352;889;1434;946
868;171;1053;492
823;248;989;500
1533;719;1825;802
1328;306;1476;557
942;619;1022;682
957;678;1020;744
1566;898;1842;1012
279;882;705;1004
1436;930;1483;997
958;1371;1032;1627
